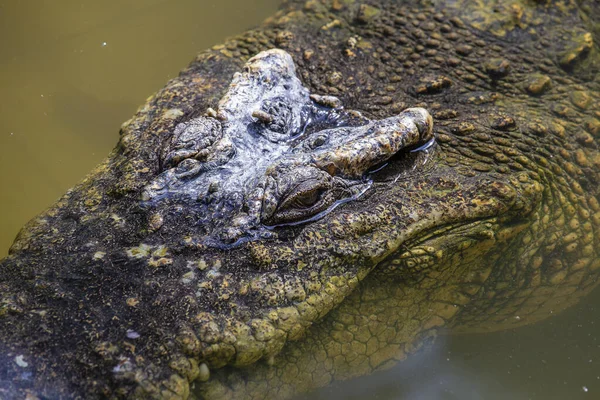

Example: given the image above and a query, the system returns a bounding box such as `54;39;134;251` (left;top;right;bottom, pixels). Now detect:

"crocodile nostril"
403;107;434;143
252;109;274;124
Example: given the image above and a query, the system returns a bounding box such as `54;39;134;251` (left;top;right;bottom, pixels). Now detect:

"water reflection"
302;287;600;400
299;335;524;400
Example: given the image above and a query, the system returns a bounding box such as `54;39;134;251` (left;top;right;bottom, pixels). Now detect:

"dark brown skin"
1;0;599;399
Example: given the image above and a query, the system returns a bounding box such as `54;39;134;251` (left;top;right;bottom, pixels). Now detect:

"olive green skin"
1;0;599;399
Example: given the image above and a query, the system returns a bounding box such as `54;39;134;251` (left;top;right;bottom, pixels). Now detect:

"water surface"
0;0;279;256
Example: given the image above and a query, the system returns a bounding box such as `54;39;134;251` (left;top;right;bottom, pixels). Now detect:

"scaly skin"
1;0;599;399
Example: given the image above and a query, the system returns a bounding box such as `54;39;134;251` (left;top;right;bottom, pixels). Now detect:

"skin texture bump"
1;0;599;399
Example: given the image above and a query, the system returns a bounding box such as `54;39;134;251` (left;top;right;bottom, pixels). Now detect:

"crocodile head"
1;0;599;399
0;47;532;400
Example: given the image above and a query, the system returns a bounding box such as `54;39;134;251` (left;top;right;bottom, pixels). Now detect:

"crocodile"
1;0;599;398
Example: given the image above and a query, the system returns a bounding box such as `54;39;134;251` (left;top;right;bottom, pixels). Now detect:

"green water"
0;0;280;257
302;294;600;399
0;1;598;399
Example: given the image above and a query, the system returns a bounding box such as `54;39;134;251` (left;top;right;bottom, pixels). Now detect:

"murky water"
0;1;598;399
0;0;280;257
303;289;600;400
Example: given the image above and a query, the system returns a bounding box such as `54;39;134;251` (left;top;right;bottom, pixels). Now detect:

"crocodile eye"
288;187;325;209
278;179;333;218
262;171;342;226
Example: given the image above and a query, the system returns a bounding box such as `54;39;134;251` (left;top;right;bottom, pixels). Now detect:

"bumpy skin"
1;0;600;399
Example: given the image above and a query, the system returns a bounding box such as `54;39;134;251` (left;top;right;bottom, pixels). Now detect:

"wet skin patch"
142;49;434;247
